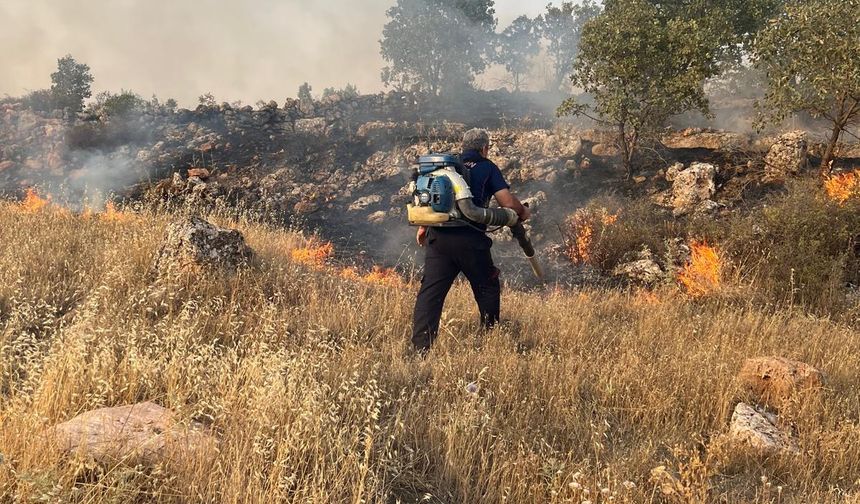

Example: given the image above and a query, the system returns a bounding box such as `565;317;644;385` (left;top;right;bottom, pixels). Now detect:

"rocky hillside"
2;95;859;278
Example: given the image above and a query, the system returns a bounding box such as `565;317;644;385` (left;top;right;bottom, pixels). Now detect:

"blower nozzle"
510;222;545;281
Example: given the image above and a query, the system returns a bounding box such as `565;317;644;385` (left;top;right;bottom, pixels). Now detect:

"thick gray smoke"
0;0;544;105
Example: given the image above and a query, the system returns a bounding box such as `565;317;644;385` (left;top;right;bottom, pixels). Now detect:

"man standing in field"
411;128;530;354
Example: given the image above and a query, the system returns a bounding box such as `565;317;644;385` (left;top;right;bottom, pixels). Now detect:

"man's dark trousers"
411;227;500;352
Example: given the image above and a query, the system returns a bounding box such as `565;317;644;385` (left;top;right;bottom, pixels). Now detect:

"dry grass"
0;202;859;503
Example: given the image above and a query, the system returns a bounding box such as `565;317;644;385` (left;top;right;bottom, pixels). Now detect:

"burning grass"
824;169;860;204
290;240;334;269
20;188;52;213
678;241;725;297
0;203;858;503
563;207;619;265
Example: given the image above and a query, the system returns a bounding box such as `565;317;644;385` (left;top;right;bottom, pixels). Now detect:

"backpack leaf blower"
407;154;544;281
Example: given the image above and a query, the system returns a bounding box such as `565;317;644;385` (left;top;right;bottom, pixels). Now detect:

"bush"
19;89;58;113
566;181;859;314
701;180;860;311
562;196;679;270
100;89;147;118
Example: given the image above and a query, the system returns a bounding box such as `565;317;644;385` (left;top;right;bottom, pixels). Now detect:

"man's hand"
519;205;531;222
494;188;530;222
416;226;428;247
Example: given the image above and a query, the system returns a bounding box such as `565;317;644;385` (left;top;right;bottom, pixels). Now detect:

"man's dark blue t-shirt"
429;149;510;239
461;149;509;209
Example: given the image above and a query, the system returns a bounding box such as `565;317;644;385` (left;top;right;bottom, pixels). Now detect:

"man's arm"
494;189;531;221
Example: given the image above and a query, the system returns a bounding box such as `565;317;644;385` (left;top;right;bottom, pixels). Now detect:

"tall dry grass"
0;202;858;503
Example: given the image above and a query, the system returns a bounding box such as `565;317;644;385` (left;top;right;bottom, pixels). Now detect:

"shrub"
88;90;147;119
704;180;860;311
19;90;58;113
562;196;680;271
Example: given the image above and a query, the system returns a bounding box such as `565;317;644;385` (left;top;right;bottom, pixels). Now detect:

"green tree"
538;1;601;92
754;0;860;176
50;54;94;113
645;0;783;63
495;15;541;91
380;0;496;95
558;0;717;179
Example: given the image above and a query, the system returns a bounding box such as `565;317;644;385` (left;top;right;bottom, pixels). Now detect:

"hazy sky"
0;0;548;106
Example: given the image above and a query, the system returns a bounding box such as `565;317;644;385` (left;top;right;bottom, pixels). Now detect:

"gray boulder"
152;216;253;275
728;402;798;455
670;163;717;216
765;131;809;180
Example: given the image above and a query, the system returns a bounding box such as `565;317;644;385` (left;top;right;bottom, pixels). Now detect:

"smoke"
1;0;545;106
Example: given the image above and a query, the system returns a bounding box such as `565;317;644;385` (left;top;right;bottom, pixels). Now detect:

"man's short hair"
462;128;490;152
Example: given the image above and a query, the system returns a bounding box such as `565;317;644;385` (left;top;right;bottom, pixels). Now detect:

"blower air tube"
457;198;519;227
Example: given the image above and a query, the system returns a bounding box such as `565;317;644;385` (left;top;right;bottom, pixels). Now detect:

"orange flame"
99;201;136;223
291;241;334;269
340;265;404;286
564;208;618;265
824;169;860;204
294;241;405;286
677;241;723;297
361;265;404;287
20;188;50;212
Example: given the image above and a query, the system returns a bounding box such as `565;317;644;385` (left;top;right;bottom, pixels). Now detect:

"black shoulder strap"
455;155;472;190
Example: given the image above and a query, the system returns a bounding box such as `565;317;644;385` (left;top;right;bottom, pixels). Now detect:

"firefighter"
411;128;530;354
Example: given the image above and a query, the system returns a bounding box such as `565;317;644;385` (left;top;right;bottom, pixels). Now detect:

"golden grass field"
0;201;859;503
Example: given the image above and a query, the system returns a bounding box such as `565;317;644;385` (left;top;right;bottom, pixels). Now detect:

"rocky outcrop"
612;249;664;285
765;131;809;180
662;128;750;151
738;357;824;408
152;216;253;275
667;162;717;217
349;194;382;211
52;402;216;465
728;402;798;455
591;143;621;158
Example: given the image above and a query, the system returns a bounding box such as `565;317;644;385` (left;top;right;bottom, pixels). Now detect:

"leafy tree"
538;1;600;92
558;0;717;179
754;0;860;176
50;54;94;113
645;0;783;63
87;90;146;118
495;15;541;91
380;0;496;95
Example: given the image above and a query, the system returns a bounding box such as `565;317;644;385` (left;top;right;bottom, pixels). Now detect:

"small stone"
728;402;798;455
367;210;387;223
613;255;664;285
349;195;382;211
591;143;620;157
670;163;716;216
187;167;210;180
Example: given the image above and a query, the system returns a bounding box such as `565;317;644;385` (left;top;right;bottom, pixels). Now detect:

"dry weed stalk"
0;203;857;503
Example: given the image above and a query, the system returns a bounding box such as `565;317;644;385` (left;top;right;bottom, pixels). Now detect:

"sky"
0;0;548;106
